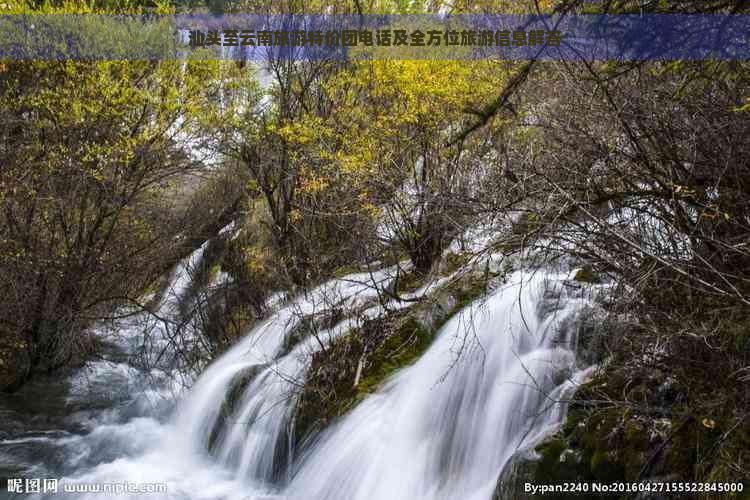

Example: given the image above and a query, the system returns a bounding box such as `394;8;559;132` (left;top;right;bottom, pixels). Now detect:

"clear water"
1;252;594;500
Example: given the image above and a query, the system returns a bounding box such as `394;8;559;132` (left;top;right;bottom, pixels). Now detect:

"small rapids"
1;246;597;500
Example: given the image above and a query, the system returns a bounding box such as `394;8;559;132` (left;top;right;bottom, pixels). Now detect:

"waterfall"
172;266;399;485
283;270;590;500
19;261;595;500
67;240;212;410
0;243;215;498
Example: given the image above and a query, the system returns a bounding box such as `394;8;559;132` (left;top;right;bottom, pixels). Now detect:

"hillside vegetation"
1;0;749;493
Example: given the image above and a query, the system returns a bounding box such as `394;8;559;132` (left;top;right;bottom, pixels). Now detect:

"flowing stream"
1;247;596;500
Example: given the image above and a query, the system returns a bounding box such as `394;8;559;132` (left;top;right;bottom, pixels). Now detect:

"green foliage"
292;311;438;445
292;265;498;445
573;266;600;284
0;54;245;387
207;365;265;451
528;361;750;499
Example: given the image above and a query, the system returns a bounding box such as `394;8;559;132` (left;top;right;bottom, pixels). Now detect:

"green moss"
396;269;424;294
450;266;507;314
525;433;601;499
571;409;626;482
207;365;264;451
443;252;471;274
590;449;624;482
535;435;567;472
454;278;487;310
620;421;650;478
521;374;661;489
223;304;256;342
292;265;513;449
281;308;345;356
528;363;750;498
354;317;432;397
333;264;361;278
521;267;750;495
292;333;362;443
294;313;438;445
574;266;600;284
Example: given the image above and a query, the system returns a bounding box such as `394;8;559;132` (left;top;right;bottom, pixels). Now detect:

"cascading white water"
66;240;211;412
21;260;596;500
0;243;213;500
172;267;399;485
283;270;590;500
200;267;451;487
37;267;403;498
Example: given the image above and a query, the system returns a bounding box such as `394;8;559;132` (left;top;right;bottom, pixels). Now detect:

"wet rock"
494;431;600;500
414;292;457;332
494;447;539;500
207;363;267;452
573;266;601;284
573;306;609;366
536;283;566;319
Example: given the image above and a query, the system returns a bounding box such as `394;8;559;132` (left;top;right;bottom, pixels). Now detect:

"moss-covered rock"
496;431;602;500
207;364;266;452
292;311;434;445
292;268;501;447
281;308;346;357
413;291;457;333
395;269;424;294
573;305;609;366
494;447;540;500
496;362;750;500
573;266;601;284
441;252;472;275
